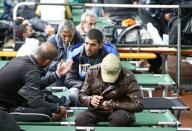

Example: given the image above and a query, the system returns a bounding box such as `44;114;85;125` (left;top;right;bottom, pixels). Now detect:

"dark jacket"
79;64;144;112
104;0;138;21
0;55;60;112
64;43;119;90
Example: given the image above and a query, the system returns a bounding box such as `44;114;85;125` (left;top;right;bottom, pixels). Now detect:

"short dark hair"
15;24;27;39
85;29;103;44
35;42;58;61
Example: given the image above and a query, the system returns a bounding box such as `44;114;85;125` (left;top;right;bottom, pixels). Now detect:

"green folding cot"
50;73;176;97
18;109;180;127
121;61;149;72
20;126;192;131
135;74;176;97
0;60;9;69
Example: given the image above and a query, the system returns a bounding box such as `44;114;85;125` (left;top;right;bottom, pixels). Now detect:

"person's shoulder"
47;34;57;43
121;67;136;80
71;44;84;58
103;42;119;56
103;42;116;48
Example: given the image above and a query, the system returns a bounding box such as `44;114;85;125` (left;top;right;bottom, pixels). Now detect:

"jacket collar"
28;55;40;68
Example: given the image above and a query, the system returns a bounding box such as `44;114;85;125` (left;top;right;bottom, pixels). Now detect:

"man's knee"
75;111;95;126
109;110;135;126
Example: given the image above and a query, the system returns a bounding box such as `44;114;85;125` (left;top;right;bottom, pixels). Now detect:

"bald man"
0;42;72;121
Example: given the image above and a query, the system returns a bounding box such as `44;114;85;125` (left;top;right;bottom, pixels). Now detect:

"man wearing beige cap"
75;54;143;126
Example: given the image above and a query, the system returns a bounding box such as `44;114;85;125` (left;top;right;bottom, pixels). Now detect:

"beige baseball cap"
101;54;121;83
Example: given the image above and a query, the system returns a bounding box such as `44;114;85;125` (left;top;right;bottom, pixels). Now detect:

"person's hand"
100;100;116;111
56;60;73;77
52;113;63;121
58;106;67;117
90;95;103;107
52;106;67;121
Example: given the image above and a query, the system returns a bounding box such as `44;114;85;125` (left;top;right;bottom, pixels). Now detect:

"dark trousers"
75;109;135;126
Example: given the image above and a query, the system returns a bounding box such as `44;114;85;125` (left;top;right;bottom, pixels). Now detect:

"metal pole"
176;6;181;91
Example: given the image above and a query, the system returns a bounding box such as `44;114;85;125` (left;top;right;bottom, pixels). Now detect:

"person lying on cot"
75;54;143;126
0;42;73;121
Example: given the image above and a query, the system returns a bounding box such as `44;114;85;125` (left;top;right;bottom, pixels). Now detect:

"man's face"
23;25;34;38
82;16;96;33
60;31;73;45
84;37;102;57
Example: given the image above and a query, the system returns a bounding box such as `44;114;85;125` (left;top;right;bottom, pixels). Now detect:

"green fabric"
97;110;178;127
20;126;73;131
20;125;178;131
0;60;9;69
53;90;69;98
135;74;175;86
95;127;177;131
18;110;178;127
121;61;137;70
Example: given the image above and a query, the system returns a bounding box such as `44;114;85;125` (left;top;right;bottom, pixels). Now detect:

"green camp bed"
18;109;180;127
135;74;176;97
0;60;9;69
143;97;189;119
51;87;188;120
121;61;149;72
20;126;192;131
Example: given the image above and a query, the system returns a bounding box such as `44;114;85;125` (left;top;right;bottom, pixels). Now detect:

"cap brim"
101;69;120;83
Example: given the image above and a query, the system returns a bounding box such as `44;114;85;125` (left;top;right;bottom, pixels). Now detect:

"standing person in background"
0;42;73;121
103;0;138;24
0;0;19;21
75;54;143;126
139;0;186;73
46;19;83;86
64;29;118;106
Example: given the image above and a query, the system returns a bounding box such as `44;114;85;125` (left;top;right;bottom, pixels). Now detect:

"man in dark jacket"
75;54;143;126
64;28;118;106
0;42;72;121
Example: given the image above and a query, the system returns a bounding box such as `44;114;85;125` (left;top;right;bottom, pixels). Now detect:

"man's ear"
99;43;103;49
41;59;52;67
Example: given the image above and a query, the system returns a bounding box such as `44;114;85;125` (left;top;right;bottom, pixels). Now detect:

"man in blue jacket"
46;19;83;86
64;28;118;106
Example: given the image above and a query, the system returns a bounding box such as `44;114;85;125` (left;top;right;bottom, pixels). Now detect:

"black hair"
85;28;103;44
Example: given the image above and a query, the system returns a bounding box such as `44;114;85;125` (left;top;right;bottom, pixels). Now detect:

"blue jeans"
68;88;80;106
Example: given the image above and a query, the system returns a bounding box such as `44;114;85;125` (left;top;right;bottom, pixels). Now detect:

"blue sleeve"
104;43;119;57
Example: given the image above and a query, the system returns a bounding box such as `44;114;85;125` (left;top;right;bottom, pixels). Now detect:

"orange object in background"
122;18;136;27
